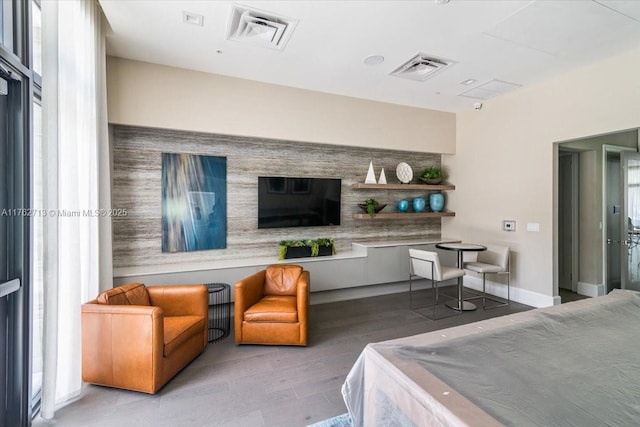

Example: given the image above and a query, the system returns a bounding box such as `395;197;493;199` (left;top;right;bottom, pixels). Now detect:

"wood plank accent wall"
111;125;444;268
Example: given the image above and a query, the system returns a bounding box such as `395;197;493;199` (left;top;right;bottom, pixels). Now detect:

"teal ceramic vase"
412;197;426;213
429;193;444;212
397;199;409;213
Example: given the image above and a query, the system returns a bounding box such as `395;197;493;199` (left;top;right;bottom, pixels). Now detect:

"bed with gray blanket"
342;289;640;426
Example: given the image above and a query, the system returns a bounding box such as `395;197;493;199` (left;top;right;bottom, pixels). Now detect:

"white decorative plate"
396;162;413;184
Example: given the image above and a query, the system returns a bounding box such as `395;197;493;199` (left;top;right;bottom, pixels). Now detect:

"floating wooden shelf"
352;211;455;220
352;182;456;220
351;183;455;191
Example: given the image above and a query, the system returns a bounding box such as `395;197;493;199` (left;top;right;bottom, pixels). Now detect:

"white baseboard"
311;277;556;308
577;281;605;297
463;276;555;308
239;274;557;312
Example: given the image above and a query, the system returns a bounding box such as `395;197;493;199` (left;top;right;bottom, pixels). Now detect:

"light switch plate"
503;220;516;231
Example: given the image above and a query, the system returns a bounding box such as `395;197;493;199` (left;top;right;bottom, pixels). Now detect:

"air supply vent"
459;79;522;100
226;4;298;51
390;53;454;81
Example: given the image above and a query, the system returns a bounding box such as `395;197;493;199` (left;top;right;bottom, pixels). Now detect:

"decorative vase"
397;199;409;213
429;193;444;212
412;197;426;213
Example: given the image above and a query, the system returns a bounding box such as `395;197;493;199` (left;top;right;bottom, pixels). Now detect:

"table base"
445;300;477;311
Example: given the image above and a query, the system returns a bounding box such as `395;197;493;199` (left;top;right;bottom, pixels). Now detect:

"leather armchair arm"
234;270;266;343
234;270;266;315
147;284;208;318
297;271;310;341
81;303;164;393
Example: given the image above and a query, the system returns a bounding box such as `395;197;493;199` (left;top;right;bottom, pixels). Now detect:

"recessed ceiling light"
435;0;451;4
183;11;204;26
460;79;476;85
364;55;385;66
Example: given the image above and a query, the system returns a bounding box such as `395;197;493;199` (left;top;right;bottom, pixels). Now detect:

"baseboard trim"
577;281;605;297
309;276;555;308
462;276;555;308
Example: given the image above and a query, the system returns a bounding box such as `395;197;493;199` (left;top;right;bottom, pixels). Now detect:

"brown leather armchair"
234;264;309;346
82;283;208;394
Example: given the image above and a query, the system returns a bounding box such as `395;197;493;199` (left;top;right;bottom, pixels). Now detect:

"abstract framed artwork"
161;153;227;252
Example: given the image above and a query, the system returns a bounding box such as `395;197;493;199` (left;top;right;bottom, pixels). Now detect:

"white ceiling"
99;0;640;113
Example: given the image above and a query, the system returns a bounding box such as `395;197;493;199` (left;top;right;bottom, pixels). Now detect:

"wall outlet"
503;220;516;231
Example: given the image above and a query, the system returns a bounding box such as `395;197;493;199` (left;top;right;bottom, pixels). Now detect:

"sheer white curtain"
40;0;111;419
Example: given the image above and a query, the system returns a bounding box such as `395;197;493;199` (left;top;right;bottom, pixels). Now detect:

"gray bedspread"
394;289;640;426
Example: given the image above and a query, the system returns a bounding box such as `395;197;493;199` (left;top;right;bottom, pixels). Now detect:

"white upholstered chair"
464;245;510;309
409;249;465;319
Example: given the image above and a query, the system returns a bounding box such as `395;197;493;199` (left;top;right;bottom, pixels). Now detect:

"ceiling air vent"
226;4;299;51
459;79;522;100
390;53;454;81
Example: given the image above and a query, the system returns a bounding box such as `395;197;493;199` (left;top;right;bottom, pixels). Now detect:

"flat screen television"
258;177;341;229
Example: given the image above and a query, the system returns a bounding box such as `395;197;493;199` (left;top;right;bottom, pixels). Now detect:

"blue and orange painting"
161;153;227;252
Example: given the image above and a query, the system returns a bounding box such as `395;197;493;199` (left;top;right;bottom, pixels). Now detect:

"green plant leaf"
278;245;287;260
364;198;379;217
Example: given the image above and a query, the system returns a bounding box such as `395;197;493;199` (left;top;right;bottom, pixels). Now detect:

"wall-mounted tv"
258;177;341;229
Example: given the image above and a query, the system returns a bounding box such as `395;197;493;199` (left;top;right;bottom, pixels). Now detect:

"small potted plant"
358;198;386;217
420;166;443;185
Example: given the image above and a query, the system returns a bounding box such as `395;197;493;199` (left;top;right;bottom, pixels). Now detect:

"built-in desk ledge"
113;238;461;278
113;250;367;278
352;237;460;249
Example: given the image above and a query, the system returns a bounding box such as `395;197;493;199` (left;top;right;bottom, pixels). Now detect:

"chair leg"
434;278;438;305
483;271;510;309
506;273;510;305
409;274;414;309
482;273;487;309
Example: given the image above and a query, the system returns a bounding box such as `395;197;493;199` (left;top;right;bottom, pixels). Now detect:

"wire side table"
205;283;230;343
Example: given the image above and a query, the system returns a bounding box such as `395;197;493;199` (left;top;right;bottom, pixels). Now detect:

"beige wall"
444;47;640;304
106;57;456;154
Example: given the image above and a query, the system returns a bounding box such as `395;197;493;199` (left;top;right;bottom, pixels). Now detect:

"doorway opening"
555;129;640;302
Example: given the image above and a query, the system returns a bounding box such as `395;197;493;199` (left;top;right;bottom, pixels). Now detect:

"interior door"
621;151;640;291
558;152;576;291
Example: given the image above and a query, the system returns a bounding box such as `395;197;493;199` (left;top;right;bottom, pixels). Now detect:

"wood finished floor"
559;288;590;303
33;289;532;427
